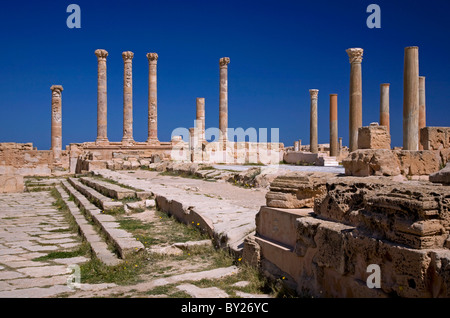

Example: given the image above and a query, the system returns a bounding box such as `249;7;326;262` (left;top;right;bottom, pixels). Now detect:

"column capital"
381;83;390;87
122;51;134;61
146;52;158;63
50;85;63;94
346;48;364;63
219;57;230;67
95;49;108;61
309;89;319;99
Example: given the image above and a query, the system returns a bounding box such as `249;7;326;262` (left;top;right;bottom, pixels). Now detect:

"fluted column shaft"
219;57;230;141
50;85;63;160
309;89;319;154
122;51;134;144
95;49;108;144
403;46;419;151
346;48;364;152
147;53;159;143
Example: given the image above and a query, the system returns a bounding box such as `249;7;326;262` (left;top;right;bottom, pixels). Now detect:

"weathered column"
147;53;159;143
339;137;343;152
95;49;109;144
122;51;134;144
294;141;299;152
419;76;426;150
298;139;302;150
329;94;339;157
50;85;63;161
196;97;205;143
403;46;419;151
346;48;364;152
309;89;319;154
380;83;390;134
219;57;230;142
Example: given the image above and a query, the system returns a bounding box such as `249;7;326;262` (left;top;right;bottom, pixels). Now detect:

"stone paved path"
0;192;111;297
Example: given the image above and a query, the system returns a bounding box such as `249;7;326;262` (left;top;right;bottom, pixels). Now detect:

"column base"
146;138;160;145
95;138;109;145
121;138;135;146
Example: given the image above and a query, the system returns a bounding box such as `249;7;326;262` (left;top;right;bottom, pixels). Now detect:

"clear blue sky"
0;0;449;150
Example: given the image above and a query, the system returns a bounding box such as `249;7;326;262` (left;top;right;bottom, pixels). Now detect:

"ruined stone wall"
0;143;69;176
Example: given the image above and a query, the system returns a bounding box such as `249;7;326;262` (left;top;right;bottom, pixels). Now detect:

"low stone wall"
283;152;324;166
0;174;24;193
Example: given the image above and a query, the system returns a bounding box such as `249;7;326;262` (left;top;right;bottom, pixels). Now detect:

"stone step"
79;177;137;200
68;177;124;213
54;185;122;266
61;179;144;259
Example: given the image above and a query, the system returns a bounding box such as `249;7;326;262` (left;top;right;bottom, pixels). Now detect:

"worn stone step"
68;177;124;213
79;177;137;200
54;185;122;266
61;179;144;259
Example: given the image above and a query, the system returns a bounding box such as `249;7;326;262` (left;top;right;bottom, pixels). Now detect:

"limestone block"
429;162;450;185
342;149;400;176
266;172;335;209
358;123;391;150
420;126;450;150
394;150;441;176
0;174;24;193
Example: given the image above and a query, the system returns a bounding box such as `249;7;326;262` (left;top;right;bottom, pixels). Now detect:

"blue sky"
0;0;449;150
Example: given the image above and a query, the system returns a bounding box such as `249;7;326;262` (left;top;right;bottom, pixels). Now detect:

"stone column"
294;141;299;152
298;139;302;150
329;94;339;157
380;83;390;134
196;97;206;143
122;51;134;144
50;85;63;161
309;89;319;154
403;46;419;151
339;137;343;152
147;53;159;143
95;49;109;144
219;57;230;142
419;76;426;150
346;48;364;152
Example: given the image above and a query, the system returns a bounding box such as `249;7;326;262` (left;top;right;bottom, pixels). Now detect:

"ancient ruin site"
1;1;450;303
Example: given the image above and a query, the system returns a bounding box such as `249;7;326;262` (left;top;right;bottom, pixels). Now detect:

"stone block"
342;149;400;176
0;174;24;193
429;162;450;185
358;123;391;150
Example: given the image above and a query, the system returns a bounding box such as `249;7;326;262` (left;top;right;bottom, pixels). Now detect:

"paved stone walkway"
0;192;111;297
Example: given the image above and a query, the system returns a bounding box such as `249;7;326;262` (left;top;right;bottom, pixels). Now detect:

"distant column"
419;76;426;150
380;83;390;133
219;57;230;142
95;49;109;144
309;89;319;154
122;51;134;144
50;85;63;160
329;94;339;157
403;46;419;151
298;139;302;151
147;53;159;143
346;48;364;152
196;97;206;143
294;141;299;152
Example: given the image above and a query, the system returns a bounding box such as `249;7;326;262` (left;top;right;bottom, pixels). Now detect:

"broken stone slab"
79;177;136;200
265;172;336;208
429;162;450;185
176;284;229;298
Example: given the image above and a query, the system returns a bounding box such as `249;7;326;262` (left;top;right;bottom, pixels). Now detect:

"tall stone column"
329;94;339;157
309;89;319;154
419;76;426;150
346;48;364;152
196;97;205;143
95;49;109;144
147;53;159;143
50;85;63;161
219;57;230;142
380;83;390;134
122;51;134;144
403;46;419;151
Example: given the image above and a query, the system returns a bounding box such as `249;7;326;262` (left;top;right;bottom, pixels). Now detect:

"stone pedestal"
380;83;390;133
122;51;134;145
329;94;338;157
403;46;419;151
50;85;63;161
346;48;364;152
95;49;109;144
147;53;159;144
219;57;230;142
358;123;391;150
309;89;319;154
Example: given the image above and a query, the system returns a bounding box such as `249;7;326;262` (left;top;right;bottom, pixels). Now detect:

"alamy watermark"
366;4;381;29
366;264;381;289
66;4;81;29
